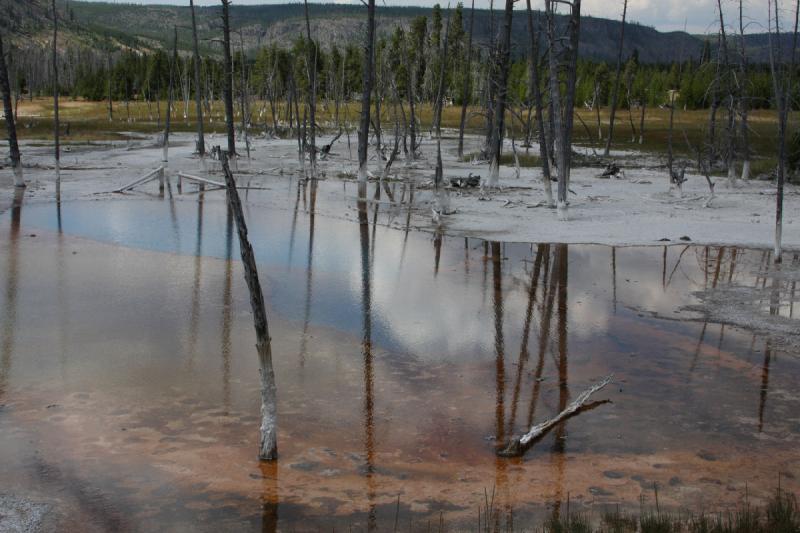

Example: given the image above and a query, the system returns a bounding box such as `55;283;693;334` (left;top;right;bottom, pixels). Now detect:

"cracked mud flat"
0;133;799;530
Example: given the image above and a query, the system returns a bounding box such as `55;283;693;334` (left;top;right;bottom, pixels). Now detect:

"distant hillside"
1;0;157;54
2;0;784;64
66;1;706;63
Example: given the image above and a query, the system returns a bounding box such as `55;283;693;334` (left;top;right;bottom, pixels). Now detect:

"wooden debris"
498;375;613;457
114;166;165;193
178;172;226;189
450;174;481;189
599;163;623;179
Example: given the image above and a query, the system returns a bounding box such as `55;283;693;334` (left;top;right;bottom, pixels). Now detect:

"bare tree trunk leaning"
220;152;278;461
604;0;627;157
190;0;205;156
358;0;376;185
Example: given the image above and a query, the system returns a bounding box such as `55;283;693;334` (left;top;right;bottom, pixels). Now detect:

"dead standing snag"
545;0;582;220
604;0;628;157
358;0;376;185
190;0;206;156
221;0;236;157
0;31;23;188
221;151;277;460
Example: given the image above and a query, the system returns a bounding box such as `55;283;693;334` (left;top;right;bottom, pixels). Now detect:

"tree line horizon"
2;4;787;112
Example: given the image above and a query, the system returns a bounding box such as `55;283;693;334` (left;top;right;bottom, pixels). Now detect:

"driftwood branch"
498;374;613;457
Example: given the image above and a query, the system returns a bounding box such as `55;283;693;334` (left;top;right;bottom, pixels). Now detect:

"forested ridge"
0;0;784;112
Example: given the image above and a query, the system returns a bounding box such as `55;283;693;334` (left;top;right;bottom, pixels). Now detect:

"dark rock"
589;486;614;497
697;450;717;461
289;461;319;472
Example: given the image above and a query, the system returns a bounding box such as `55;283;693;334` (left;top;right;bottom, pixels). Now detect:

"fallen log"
498;374;613;457
177;172;271;191
178;172;226;189
114;166;164;193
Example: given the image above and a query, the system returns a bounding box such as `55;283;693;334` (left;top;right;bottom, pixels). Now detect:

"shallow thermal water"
0;180;799;531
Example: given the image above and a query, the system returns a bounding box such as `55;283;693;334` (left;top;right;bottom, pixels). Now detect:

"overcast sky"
79;0;772;34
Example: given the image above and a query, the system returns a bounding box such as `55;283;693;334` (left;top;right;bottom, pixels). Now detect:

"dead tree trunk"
484;0;496;153
164;26;177;163
603;0;627;157
107;51;113;122
52;0;60;196
546;0;581;219
190;0;205;156
594;81;602;140
221;0;236;156
638;98;646;144
738;0;750;181
487;0;515;188
0;32;23;187
220;152;278;461
237;32;250;159
768;0;799;263
405;42;418;160
707;35;722;165
268;55;279;133
12;53;19;122
457;0;476;160
527;1;554;206
433;8;452;196
716;0;737;187
304;0;317;178
358;0;376;184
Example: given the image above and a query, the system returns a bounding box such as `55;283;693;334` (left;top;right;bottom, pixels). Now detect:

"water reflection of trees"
358;181;377;531
221;205;233;409
0;188;23;399
485;242;572;520
186;191;204;369
299;178;318;367
259;461;279;532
